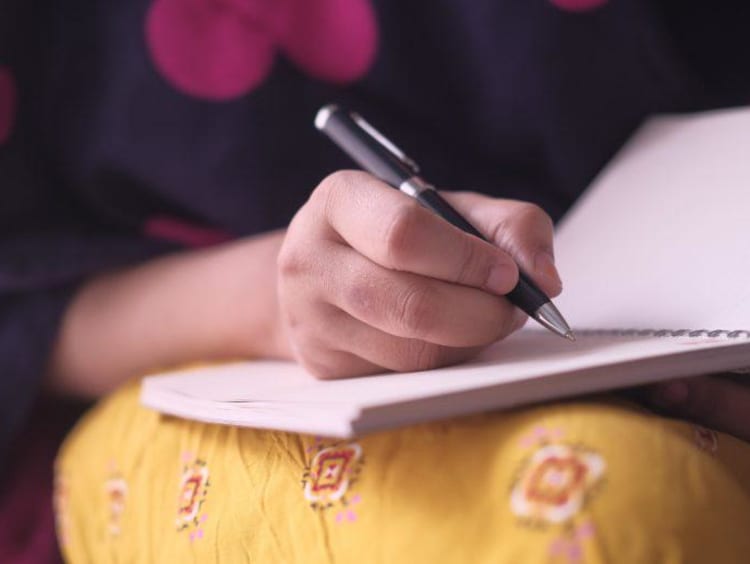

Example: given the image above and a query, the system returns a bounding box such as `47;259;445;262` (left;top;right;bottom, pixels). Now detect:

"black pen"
314;104;575;341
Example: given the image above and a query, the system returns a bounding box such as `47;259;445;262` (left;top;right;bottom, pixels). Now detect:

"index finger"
440;192;562;297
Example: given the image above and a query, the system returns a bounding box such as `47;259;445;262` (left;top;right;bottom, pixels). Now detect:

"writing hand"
277;171;562;379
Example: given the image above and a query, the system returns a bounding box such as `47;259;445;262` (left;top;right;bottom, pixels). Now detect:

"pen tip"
565;331;576;342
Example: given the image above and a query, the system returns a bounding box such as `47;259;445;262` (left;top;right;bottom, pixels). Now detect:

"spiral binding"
575;328;750;339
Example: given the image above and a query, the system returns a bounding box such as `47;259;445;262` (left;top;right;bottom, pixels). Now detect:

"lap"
56;380;750;563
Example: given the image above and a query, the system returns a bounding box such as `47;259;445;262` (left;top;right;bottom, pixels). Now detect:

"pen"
314;104;575;341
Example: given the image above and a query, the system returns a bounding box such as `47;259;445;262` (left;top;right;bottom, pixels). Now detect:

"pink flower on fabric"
146;0;378;100
550;0;608;12
143;215;232;248
0;66;17;144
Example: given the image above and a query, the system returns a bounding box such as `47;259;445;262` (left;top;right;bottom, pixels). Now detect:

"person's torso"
0;0;728;243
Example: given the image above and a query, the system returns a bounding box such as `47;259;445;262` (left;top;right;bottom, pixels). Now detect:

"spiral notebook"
141;106;750;437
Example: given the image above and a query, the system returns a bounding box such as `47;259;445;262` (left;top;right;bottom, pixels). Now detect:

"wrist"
48;229;293;398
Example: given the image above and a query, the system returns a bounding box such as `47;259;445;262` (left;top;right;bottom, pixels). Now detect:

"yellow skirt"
55;380;750;563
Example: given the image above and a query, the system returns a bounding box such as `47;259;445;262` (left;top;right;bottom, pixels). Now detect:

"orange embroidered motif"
176;453;210;541
511;444;605;525
526;455;588;507
302;441;364;521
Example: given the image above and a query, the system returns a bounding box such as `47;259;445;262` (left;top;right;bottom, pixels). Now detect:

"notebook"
141;106;750;438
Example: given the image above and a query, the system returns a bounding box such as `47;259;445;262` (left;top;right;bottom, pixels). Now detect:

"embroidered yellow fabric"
56;380;750;563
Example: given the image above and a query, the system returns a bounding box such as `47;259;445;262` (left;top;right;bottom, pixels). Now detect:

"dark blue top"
0;0;748;461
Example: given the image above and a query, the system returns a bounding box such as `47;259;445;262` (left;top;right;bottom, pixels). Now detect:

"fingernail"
486;262;516;295
534;251;562;293
655;382;689;407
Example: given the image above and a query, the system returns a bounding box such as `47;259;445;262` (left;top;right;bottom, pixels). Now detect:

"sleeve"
0;288;74;459
0;231;178;461
0;89;178;466
0;182;179;467
651;0;750;106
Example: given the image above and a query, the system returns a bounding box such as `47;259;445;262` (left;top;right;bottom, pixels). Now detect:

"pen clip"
351;112;420;174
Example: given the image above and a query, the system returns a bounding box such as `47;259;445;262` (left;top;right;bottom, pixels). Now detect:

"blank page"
554;107;750;331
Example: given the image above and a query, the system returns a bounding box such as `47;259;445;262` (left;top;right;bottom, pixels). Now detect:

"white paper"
554;107;750;331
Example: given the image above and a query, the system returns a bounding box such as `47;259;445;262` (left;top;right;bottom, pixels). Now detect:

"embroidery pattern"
693;425;719;455
549;520;596;563
335;494;362;524
176;453;211;542
104;460;128;537
519;425;565;448
302;441;364;522
511;427;607;562
511;443;605;524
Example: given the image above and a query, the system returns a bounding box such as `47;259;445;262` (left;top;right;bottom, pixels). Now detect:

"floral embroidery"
145;0;378;100
510;443;605;525
693;425;719;455
104;461;128;536
302;441;364;521
176;453;210;541
511;437;606;562
335;494;362;524
519;425;565;448
53;468;71;548
549;521;596;563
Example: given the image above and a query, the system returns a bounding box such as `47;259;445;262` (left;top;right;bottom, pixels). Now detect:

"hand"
277;170;562;379
647;376;750;442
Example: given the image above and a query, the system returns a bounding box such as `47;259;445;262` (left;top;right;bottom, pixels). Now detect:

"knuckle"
342;279;380;321
317;170;356;194
313;170;358;213
315;170;368;200
398;340;448;372
302;355;340;380
303;351;370;380
393;283;435;337
292;334;340;380
516;202;554;234
490;202;555;258
381;203;422;268
276;244;309;279
498;202;551;234
515;201;549;223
